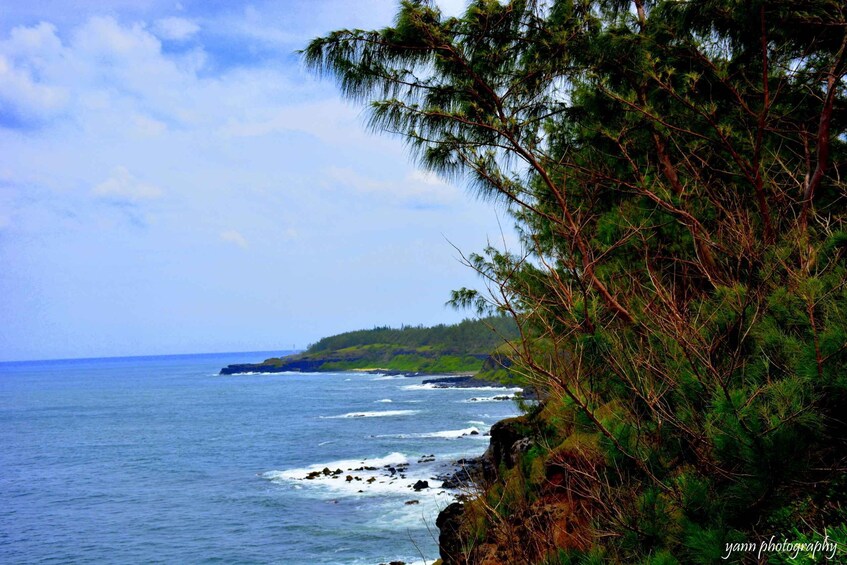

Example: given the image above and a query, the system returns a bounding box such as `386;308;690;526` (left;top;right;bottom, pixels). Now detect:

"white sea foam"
262;452;410;482
467;420;486;426
375;427;483;440
401;383;523;393
400;383;437;391
375;398;393;403
460;386;524;392
419;427;483;439
321;409;420;419
372;374;404;380
261;452;450;498
461;394;516;403
345;409;418;418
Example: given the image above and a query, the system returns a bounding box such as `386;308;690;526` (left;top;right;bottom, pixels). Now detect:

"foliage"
307;316;517;354
305;0;847;563
319;349;485;373
245;317;518;374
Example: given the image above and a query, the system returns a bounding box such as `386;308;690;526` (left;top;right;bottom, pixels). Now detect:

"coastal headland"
220;317;519;379
219;318;533;564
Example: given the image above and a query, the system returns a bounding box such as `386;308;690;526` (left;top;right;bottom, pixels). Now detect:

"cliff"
436;409;597;564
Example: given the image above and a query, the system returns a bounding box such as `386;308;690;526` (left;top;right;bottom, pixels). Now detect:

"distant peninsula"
220;317;517;376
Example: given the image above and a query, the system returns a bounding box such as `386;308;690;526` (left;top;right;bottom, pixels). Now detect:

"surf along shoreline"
229;365;530;563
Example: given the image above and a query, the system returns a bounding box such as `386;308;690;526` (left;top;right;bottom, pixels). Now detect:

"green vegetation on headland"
306;1;847;563
219;317;518;375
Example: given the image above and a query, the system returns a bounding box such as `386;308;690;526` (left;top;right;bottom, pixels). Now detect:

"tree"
305;0;847;562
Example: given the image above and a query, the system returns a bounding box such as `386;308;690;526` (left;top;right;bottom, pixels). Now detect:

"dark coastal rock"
438;456;491;489
436;502;466;565
219;357;334;374
412;480;429;491
481;351;513;372
435;414;538;563
421;375;507;388
486;415;533;475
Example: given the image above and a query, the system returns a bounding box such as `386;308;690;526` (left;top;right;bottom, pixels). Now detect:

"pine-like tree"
305;1;847;562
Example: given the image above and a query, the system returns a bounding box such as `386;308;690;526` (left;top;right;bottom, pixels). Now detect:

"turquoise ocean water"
0;352;519;564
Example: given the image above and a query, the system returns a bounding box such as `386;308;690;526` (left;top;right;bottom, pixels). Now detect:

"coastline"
218;355;529;563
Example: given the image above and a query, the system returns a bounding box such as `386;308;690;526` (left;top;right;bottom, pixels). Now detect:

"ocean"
0;352;521;564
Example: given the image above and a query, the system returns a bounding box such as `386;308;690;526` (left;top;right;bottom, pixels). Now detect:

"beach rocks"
412;480;429;491
438;456;490;489
421;375;506;388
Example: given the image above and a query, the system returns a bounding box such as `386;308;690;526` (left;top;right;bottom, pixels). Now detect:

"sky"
0;0;519;362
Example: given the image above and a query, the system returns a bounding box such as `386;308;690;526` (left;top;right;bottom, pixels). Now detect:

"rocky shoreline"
230;361;533;563
420;375;508;388
434;416;536;564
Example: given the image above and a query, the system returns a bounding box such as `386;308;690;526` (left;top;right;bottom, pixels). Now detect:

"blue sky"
0;0;516;361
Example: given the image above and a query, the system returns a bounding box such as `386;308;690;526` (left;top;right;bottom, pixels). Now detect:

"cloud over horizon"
0;1;512;362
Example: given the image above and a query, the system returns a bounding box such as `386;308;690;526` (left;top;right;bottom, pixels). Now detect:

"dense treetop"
307;316;517;354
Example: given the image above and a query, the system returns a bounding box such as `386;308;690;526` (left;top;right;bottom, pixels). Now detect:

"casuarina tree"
305;1;847;562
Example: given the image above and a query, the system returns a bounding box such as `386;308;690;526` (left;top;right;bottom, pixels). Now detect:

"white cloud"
0;17;202;130
4;20;63;57
408;169;448;186
133;114;167;136
0;21;69;123
220;229;248;248
234;5;304;46
220;98;366;145
326;166;457;206
92;166;163;202
0;55;68;120
153;17;199;41
72;16;160;58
